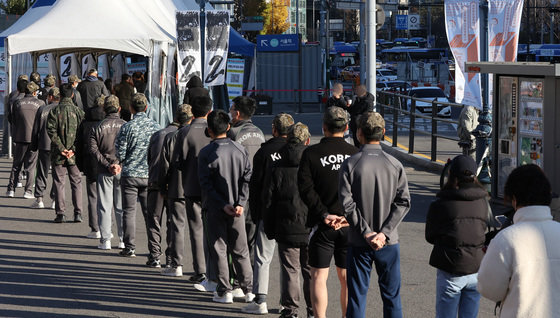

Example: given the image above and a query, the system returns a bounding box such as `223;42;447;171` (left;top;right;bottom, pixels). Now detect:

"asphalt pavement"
0;113;498;318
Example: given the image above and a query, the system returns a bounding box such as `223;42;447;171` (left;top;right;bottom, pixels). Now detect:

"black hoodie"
263;141;309;246
76;106;106;180
425;184;489;275
182;76;210;105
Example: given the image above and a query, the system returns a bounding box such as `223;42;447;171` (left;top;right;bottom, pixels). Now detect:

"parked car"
341;65;360;81
407;87;451;117
377;80;412;94
376;68;397;81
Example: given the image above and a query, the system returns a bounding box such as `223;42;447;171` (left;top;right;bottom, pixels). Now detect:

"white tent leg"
6;40;12;159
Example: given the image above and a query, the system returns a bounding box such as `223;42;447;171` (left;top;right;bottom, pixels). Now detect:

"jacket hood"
86;106;106;121
437;183;488;201
279;141;306;167
186;76;203;89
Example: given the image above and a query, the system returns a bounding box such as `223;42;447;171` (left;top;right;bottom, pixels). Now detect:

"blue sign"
396;15;408;30
257;34;300;52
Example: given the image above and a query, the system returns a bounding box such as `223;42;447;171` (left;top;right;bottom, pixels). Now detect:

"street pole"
320;0;327;100
200;0;206;82
366;0;376;100
360;1;366;85
297;0;303;113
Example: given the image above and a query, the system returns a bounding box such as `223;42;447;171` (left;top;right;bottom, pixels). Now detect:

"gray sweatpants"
86;179;99;232
168;198;186;267
252;220;277;296
34;149;55;200
278;243;312;316
121;177;148;250
147;189;170;261
207;209;253;293
97;173;123;242
52;164;82;216
186;197;207;275
8;142;37;193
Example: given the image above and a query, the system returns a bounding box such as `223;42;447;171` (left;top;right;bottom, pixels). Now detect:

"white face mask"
228;112;233;121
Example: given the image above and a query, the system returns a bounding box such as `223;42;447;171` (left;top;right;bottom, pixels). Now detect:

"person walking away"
89;96;127;250
77;68;109;110
114;74;135;121
198;110;254;304
3;75;27;157
263;123;313;318
68;75;84;109
228;96;266;262
76;95;106;238
243;113;294;314
182;75;209;105
115;93;160;257
348;85;374;146
339;112;411;318
149;104;192;269
298;106;359;318
30;88;60;209
6;81;45;198
477;164;560;317
46;83;85;223
38;74;56;103
425;155;488;318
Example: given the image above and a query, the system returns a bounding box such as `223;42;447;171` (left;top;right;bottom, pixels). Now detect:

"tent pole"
6;39;12;158
32;52;38;72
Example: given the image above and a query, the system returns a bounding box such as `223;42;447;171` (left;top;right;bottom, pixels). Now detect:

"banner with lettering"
445;0;482;109
226;58;245;101
176;11;202;96
204;11;230;86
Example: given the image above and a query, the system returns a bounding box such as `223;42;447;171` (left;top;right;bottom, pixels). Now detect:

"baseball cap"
323;106;350;127
68;75;81;83
450;155;477;178
48;87;60;98
88;68;98;75
288;122;310;144
26;81;39;93
44;74;56;87
104;95;120;113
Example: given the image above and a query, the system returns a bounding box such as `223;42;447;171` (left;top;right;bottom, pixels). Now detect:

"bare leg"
310;267;330;318
337;266;348;317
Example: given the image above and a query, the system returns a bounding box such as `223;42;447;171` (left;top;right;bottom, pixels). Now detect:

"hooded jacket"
349;92;375;117
182;76;209;105
77;76;109;109
425;183;488;275
75;104;104;179
263;141;309;246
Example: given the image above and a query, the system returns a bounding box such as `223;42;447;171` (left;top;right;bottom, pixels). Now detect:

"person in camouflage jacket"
46;83;85;223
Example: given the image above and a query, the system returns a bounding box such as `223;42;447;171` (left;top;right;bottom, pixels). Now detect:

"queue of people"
4;72;560;318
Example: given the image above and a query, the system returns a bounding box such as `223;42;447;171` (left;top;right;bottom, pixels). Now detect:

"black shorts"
308;224;348;269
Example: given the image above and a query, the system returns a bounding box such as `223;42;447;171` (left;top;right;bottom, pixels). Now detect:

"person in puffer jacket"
263;122;313;318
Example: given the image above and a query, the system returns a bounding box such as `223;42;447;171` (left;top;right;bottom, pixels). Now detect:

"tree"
0;0;34;15
262;0;289;34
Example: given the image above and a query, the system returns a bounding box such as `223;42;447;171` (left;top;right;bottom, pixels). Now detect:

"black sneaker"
54;214;66;223
146;258;161;268
74;214;83;223
119;247;136;257
188;273;207;284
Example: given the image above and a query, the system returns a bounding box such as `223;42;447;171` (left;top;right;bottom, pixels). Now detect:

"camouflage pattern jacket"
47;97;85;166
115;112;161;178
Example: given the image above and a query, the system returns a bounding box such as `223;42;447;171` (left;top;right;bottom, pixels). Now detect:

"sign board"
408;14;420;30
396;14;407;30
336;1;361;10
226;58;245;101
241;22;264;31
257;34;300;52
329;19;344;31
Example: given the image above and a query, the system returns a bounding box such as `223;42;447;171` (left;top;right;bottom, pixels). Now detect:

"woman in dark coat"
425;155;489;318
182;75;209;105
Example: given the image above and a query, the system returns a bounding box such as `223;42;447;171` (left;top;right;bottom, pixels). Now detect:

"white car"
407;87;451;117
376;68;397;81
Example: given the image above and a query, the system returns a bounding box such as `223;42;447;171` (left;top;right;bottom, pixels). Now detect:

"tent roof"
229;30;255;57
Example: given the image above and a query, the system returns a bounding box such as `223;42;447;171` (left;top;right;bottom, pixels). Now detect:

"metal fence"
376;90;466;162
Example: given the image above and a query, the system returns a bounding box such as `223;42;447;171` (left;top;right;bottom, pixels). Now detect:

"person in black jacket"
298;106;358;318
425;155;489;318
77;69;110;110
348;85;375;146
182;75;209;105
325;83;348;109
263;122;312;318
243;113;294;315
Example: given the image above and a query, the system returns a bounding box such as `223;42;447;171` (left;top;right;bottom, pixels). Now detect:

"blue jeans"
346;244;402;318
435;270;480;318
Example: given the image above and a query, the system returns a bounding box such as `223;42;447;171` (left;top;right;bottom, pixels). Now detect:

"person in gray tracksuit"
6;82;45;197
165;96;212;281
198;110;253;303
338;112;411;318
30;88;59;208
89;96;126;250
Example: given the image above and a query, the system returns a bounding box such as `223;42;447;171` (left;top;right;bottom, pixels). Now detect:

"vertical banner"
204;11;230;86
176;11;202;95
60;54;79;83
445;0;482;109
226;58;245;101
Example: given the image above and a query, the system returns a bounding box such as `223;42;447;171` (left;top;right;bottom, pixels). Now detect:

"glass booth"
465;62;560;198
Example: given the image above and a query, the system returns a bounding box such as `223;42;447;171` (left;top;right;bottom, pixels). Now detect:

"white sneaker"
242;301;268;314
86;231;101;239
212;291;233;304
31;200;44;209
194;279;218;292
6;190;14;198
161;266;183;277
23;191;34;199
97;240;111;250
245;292;256;303
232;288;245;298
51;201;56;209
117;238;125;249
16;182;22;188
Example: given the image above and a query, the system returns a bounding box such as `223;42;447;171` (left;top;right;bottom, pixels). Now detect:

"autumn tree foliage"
262;0;289;34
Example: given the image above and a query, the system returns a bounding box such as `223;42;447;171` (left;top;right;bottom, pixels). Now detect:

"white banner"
488;0;524;62
445;0;482;109
60;54;79;84
176;11;202;95
226;58;245;101
204;11;230;86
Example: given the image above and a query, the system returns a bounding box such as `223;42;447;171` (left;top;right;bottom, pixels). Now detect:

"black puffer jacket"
349;92;375;117
182;76;209;105
425;184;489;275
76;106;105;181
263;141;309;247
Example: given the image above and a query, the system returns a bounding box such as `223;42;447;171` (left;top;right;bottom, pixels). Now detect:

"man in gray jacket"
198;110;253;304
6;81;44;198
89;95;126;250
338;112;411;318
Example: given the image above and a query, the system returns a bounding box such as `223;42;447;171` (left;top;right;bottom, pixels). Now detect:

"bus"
329;43;359;79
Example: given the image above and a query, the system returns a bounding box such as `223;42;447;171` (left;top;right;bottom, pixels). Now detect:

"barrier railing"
377;90;466;162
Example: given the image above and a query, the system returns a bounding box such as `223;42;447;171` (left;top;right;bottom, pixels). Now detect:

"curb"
381;140;444;174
